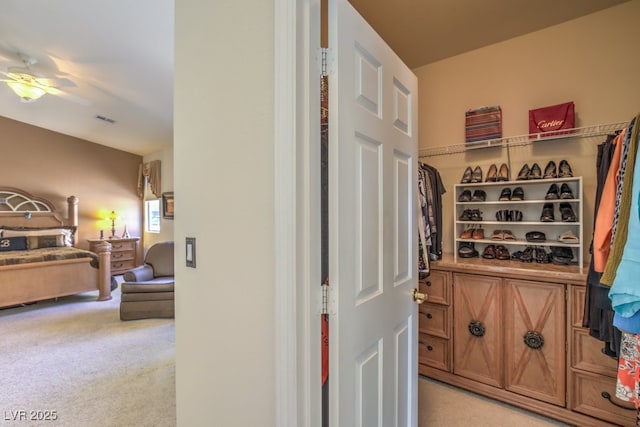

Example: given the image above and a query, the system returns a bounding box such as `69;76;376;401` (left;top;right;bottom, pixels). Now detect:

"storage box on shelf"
454;176;583;269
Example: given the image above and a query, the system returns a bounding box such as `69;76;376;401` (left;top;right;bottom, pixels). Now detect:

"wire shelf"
418;121;628;158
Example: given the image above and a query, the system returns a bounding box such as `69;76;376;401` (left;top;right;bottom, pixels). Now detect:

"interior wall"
1;116;143;254
414;0;640;258
174;0;276;425
142;148;174;250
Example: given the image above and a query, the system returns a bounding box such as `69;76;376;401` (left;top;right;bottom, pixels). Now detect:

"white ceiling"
0;0;629;156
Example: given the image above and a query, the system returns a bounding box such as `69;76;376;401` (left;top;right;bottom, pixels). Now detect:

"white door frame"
274;0;322;426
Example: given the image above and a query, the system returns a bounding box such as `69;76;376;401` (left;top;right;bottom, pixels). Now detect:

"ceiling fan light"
7;81;46;102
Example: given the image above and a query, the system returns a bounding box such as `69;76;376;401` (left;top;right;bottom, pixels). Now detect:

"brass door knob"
413;288;427;304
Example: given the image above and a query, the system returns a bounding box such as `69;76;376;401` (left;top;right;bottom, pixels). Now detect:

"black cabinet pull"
426;281;432;287
426;313;432;319
523;331;544;349
427;345;433;351
468;321;485;337
601;391;635;411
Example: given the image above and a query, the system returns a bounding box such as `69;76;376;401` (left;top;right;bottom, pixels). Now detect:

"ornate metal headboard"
0;187;78;228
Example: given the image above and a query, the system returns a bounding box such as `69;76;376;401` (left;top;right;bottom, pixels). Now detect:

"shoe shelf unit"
454;176;583;268
419;122;626;158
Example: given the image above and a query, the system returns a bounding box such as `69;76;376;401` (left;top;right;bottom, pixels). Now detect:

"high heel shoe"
485;164;498;182
471;166;483;183
497;163;509;181
460;166;473;184
517;164;530;180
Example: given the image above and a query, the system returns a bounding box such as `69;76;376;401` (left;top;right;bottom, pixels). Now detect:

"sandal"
490;230;504;241
502;230;516;240
558;230;579;243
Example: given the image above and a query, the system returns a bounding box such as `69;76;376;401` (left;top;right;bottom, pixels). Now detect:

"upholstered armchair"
120;241;174;320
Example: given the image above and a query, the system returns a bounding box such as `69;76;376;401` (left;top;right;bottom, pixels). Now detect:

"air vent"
95;115;116;124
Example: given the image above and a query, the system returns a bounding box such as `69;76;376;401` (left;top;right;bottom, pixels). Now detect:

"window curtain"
137;160;161;198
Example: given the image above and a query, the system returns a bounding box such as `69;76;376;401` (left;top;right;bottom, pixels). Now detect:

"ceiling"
0;0;629;156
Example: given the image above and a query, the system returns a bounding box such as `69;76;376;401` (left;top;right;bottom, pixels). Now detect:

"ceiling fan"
0;53;90;104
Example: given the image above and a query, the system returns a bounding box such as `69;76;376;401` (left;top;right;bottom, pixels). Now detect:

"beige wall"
1;116;143;254
414;0;640;257
174;0;275;426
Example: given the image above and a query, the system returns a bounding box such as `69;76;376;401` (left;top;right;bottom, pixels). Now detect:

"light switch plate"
186;237;196;268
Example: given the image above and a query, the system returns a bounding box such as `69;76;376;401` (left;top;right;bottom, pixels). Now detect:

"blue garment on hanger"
609;125;640;317
613;310;640;334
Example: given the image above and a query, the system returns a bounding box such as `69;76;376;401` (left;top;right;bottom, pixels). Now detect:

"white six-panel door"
328;0;418;425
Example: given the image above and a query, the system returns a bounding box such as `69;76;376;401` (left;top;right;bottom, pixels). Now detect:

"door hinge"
319;281;335;315
318;47;335;77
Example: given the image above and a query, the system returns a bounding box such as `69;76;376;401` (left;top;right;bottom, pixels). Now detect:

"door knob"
413;288;427;304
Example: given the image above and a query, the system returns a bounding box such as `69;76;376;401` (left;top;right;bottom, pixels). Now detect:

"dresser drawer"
572;328;618;377
111;259;136;273
570;370;636;426
419;332;450;372
419;303;449;338
110;241;136;252
420;270;450;305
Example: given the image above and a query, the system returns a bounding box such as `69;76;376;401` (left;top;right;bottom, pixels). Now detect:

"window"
146;199;161;233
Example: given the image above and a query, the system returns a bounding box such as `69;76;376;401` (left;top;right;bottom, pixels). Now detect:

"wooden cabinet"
421;257;629;426
568;285;636;426
453;273;503;387
88;237;139;275
504;278;565;406
452;274;565;404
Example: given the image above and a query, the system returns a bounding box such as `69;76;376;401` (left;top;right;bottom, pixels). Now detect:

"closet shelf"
419;121;627;158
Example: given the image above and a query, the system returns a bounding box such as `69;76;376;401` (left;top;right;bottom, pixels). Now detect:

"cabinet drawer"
570;370;636;427
572;328;618;377
420;270;449;305
110;250;135;261
110;241;136;251
111;259;136;272
418;333;450;372
419;303;449;338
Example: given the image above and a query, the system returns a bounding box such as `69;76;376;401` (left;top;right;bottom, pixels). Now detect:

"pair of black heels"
459;209;483;221
545;183;574;200
460;166;483;183
540;203;577;222
498;187;524;201
458;189;486;202
542;160;573;179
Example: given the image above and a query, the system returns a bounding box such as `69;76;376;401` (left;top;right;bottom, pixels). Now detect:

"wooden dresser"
88;237;139;275
420;255;637;427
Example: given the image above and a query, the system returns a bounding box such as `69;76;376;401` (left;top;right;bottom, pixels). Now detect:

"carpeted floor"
1;286;572;427
419;377;571;426
0;287;175;427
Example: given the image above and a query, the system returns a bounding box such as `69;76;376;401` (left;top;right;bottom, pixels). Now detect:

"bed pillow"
0;236;29;251
27;235;67;249
1;226;76;247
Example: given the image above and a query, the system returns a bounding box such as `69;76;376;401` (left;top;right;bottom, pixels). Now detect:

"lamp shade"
7;81;46;102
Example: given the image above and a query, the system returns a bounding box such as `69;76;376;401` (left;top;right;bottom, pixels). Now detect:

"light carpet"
0;287;175;427
419;377;571;427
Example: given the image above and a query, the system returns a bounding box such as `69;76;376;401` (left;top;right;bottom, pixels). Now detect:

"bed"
0;187;112;308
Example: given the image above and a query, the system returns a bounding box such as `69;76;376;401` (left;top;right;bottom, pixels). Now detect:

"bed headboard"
0;187;78;228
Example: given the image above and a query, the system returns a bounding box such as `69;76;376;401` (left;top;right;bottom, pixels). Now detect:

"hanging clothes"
417;162;446;276
583;132;621;357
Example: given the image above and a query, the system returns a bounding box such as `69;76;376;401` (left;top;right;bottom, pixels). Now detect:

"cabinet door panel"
453;273;502;387
504;279;566;406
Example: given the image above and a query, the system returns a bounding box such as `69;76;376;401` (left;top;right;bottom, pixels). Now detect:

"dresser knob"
427;345;433;351
426;281;432;287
